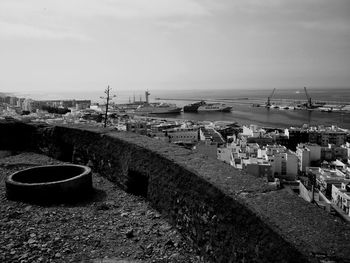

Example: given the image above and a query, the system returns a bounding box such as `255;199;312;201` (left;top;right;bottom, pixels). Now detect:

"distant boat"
321;109;333;113
278;106;291;110
197;103;232;112
135;103;182;115
128;90;182;115
183;101;206;112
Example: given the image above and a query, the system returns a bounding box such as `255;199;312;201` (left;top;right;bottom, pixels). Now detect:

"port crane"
266;88;276;107
304;87;313;108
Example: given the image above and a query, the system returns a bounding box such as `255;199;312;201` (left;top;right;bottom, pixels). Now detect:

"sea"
14;87;350;129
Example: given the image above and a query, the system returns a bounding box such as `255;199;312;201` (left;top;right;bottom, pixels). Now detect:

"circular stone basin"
5;164;92;203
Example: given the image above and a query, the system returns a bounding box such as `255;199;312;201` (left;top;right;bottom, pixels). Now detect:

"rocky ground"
0;152;201;263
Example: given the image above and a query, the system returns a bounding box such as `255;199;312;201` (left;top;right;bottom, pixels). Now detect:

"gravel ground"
0;152;201;263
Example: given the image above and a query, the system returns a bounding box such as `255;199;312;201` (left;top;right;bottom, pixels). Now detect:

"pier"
156;97;350;109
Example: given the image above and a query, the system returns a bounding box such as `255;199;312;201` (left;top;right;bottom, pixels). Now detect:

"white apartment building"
217;141;241;165
226;143;298;180
242;125;266;137
246;143;260;157
342;142;350;160
308;167;350;197
297;147;310;173
296;143;321;172
332;183;350;217
265;150;298;180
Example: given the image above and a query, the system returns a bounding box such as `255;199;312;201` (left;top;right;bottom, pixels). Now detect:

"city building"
201;127;225;145
166;127;201;144
242;125;265;137
332;183;350;217
265;150;298;181
342;142;350;160
307;167;350;198
321;144;348;162
285;125;349;150
284;127;309;149
22;99;43;112
241;158;273;181
126;120;150;136
296;143;321;172
9;97;18;106
16;98;25;108
319;128;347;146
239;125;274;146
76;100;92;110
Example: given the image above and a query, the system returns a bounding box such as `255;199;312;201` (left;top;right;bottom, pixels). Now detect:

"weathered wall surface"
1;120;350;262
0;120;37;151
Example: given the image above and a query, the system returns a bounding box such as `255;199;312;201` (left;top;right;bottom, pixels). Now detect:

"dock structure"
157;97;350;109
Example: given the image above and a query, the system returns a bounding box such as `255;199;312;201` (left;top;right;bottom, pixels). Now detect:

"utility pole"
100;85;116;128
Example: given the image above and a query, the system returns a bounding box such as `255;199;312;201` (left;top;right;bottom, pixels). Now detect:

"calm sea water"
150;88;350;129
16;87;350;129
181;106;350;129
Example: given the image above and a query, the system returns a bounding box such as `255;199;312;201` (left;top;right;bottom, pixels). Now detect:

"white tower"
145;90;150;104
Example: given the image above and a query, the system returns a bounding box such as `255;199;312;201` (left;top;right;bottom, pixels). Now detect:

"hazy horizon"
2;86;349;103
1;0;350;94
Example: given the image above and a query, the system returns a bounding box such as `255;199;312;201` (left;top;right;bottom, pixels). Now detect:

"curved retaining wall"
1;120;350;262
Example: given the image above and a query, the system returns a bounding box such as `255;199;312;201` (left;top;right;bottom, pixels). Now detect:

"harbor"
156;87;350;113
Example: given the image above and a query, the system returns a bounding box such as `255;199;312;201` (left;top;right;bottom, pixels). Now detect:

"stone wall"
0;120;37;151
1;120;350;262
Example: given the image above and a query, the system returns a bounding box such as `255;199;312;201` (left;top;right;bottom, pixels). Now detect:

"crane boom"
270;88;276;99
266;88;276;107
304;87;312;108
304;87;310;100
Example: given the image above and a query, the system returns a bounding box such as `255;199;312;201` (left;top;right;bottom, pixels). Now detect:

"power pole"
100;85;116;128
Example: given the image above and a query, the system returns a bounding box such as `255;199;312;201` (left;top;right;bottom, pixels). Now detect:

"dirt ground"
0;152;201;263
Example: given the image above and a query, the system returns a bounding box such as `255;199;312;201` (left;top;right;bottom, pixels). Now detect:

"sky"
0;0;350;96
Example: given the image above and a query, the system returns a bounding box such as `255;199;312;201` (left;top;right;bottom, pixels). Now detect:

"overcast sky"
1;0;349;94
